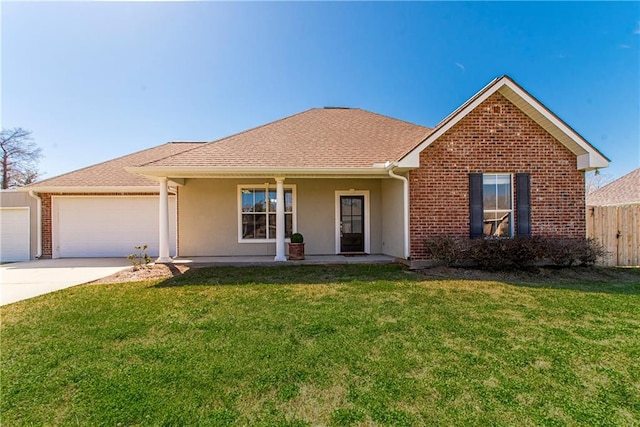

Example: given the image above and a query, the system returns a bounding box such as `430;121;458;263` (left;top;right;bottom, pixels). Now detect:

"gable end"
398;76;609;171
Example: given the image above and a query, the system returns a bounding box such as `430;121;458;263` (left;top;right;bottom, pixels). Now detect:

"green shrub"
290;233;304;243
127;244;151;270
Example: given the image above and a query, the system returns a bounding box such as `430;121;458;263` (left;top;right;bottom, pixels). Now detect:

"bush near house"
127;244;152;271
424;236;608;270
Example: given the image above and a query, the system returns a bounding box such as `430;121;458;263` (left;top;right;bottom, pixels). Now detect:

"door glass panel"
351;199;362;215
352;219;362;233
341;198;351;216
342;219;352;233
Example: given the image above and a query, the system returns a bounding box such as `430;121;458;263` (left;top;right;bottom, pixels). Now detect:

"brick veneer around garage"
39;192;160;259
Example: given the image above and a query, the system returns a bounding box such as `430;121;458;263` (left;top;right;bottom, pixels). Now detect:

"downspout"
385;162;410;260
28;191;42;258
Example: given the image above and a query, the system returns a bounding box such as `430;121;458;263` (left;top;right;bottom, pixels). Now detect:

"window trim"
237;184;297;243
482;173;515;238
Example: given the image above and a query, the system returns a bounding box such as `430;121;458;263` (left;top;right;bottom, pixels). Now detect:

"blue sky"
2;1;639;180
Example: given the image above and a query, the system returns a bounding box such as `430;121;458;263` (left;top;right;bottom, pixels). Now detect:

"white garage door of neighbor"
53;196;177;258
0;207;30;262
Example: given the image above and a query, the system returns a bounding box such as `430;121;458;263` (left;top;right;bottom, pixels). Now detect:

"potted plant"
288;232;305;260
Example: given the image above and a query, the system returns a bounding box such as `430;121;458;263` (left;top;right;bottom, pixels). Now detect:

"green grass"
2;264;639;426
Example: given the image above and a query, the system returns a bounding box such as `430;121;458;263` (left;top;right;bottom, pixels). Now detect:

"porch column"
157;177;172;263
274;177;286;261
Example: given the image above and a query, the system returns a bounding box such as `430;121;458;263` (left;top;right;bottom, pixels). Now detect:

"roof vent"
323;106;350;109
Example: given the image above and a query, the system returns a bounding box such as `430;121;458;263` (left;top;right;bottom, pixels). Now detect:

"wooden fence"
586;205;640;266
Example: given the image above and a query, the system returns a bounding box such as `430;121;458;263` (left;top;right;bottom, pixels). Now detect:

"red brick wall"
410;92;586;260
41;194;52;259
39;192;159;259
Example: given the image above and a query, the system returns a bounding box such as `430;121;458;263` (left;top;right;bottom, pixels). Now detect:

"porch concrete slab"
173;254;397;266
1;258;131;306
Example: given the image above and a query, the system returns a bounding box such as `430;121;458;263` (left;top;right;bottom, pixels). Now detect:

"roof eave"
16;185;163;194
126;166;393;179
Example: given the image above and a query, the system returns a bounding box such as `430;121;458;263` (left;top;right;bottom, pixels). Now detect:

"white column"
157;177;172;263
274;177;286;261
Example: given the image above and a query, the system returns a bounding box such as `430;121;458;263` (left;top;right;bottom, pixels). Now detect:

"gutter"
124;166;391;179
18;185;160;194
385;162;410;260
28;191;42;258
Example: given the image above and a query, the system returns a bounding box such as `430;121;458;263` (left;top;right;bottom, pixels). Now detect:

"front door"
340;195;365;253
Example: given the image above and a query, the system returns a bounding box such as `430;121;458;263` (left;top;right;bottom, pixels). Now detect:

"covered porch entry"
151;174;410;262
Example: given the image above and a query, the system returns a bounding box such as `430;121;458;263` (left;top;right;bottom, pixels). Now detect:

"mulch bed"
91;263;191;284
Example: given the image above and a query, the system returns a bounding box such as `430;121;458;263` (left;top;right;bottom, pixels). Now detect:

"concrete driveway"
1;258;132;306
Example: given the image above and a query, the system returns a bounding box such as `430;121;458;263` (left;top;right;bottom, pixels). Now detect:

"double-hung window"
470;172;531;238
482;174;513;237
239;185;295;242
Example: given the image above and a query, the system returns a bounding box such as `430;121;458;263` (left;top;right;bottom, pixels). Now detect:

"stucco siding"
178;178;385;256
381;179;404;258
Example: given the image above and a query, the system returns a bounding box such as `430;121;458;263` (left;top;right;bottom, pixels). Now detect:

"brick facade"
409;92;586;260
41;194;52;259
39;192;159;259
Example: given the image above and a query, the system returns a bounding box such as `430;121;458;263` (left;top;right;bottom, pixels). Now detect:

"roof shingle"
587;168;640;206
142;108;432;169
29;142;204;188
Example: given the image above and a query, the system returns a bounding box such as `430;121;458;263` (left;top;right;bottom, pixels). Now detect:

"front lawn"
2;264;639;426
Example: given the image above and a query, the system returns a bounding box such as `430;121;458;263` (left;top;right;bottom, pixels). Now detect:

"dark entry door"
340;195;365;253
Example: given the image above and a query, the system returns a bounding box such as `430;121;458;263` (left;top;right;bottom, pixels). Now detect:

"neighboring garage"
0;191;38;262
0;207;30;262
51;195;177;258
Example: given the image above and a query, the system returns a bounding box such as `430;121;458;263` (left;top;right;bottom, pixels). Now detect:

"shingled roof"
139;108;432;170
26;108;432;189
27;142;204;190
587;168;640;206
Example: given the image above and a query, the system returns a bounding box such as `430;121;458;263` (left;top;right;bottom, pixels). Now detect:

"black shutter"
516;173;531;236
469;173;483;238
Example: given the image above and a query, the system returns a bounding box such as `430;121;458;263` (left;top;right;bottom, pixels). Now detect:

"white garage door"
53;196;176;258
0;207;30;262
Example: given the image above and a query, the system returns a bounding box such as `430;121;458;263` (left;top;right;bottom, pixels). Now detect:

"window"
470;173;530;239
239;185;295;241
482;174;512;237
